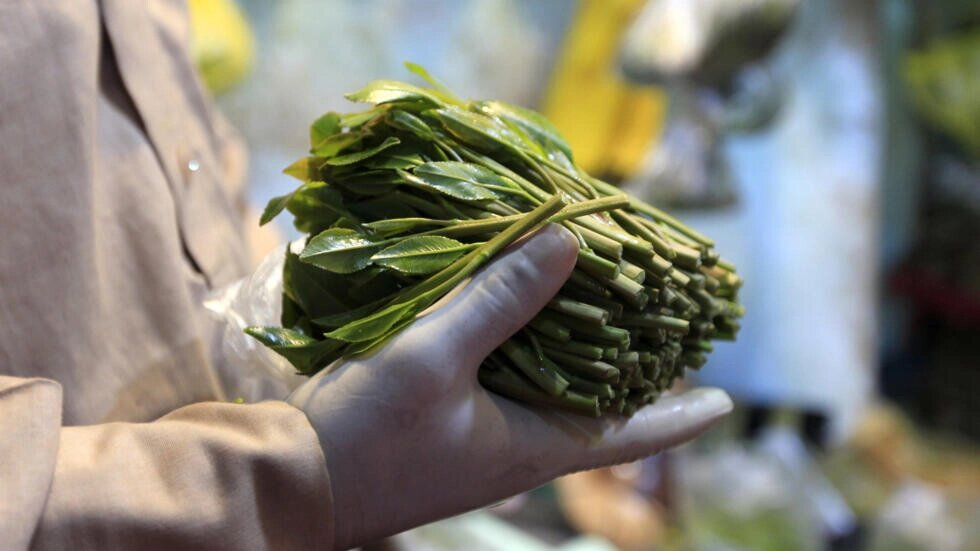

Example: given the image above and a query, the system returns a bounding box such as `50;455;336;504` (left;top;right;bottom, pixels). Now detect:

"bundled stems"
247;65;743;417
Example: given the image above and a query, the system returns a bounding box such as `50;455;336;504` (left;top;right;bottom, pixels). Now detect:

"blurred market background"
189;0;980;549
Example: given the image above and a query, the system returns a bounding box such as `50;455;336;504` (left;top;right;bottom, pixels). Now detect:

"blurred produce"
620;88;735;209
188;0;255;94
540;0;667;180
677;435;822;551
387;508;618;551
840;405;980;500
620;0;798;92
905;31;980;158
823;405;980;550
555;465;667;550
617;0;798;209
866;482;980;551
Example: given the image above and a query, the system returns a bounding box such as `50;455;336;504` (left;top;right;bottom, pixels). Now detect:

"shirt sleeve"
0;376;334;551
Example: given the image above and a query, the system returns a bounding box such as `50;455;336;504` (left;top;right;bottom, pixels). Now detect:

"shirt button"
177;145;201;186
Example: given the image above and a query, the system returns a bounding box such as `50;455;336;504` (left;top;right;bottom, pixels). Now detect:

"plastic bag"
204;241;308;399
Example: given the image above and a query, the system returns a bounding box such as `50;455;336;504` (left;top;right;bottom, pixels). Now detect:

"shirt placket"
99;0;247;288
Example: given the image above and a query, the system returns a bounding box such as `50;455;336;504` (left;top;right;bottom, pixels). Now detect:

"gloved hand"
287;224;733;550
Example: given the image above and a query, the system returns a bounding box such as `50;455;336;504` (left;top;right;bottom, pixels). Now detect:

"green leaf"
325;301;418;343
243;327;343;374
414;161;512;196
403;61;460;103
332;169;404;184
349;196;419;220
331;169;404;197
337;182;400;197
310;112;341;148
398;167;497;201
285;182;351;234
371;235;473;274
282;157;313;181
343;314;416;356
363;217;445;237
345;80;442;107
386;109;436;140
283;248;353;319
260;192;293;226
312;131;363;157
346;267;403;303
325;137;401;166
281;291;303;328
340;109;381;128
312;297;388;329
260;178;329;226
425;106;523;152
365;152;425;170
474;100;574;161
299;228;382;273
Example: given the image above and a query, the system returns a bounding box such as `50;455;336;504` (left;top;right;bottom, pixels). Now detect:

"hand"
287;224;733;550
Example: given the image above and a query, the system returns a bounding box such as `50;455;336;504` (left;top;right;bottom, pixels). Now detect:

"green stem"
619;313;690;334
457;146;551;203
599;272;649;310
566;270;613;298
391;190;455;219
619;260;646;284
478;367;599;417
553;364;615;400
671;243;703;270
390;195;566;309
535;155;599;199
528;317;571;342
542;312;630;346
615;351;640;368
612;211;677;260
435;141;462;161
575;214;653;256
416;194;628;240
542;348;620;381
535;334;604;360
668;267;692;288
627;250;672;277
547;297;609;326
499;340;569;397
576;250;620;280
558;288;624;321
524;330;546;363
589;177;715;247
571;224;622;260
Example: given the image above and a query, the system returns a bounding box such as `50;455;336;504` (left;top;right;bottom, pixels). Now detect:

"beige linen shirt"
0;1;333;549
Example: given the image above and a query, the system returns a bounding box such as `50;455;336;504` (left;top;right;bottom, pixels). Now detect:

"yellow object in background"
542;0;667;179
188;0;255;95
905;31;980;158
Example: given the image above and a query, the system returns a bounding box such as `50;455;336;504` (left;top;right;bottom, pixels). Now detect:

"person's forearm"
0;376;333;550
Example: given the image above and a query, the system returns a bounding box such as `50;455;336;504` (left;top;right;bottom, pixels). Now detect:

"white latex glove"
287;224;733;550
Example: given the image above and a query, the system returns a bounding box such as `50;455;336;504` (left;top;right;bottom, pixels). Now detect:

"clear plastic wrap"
204;241;308;398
